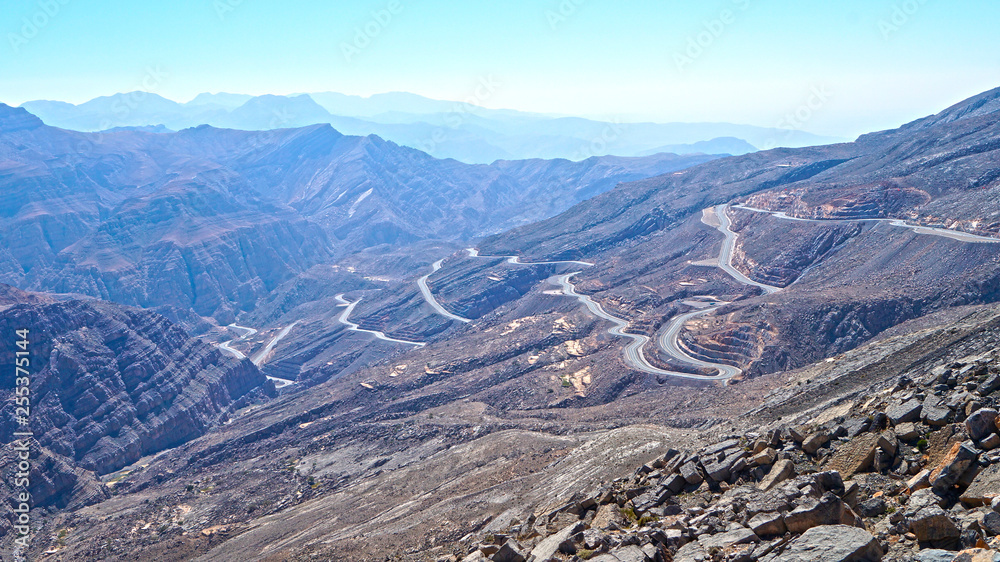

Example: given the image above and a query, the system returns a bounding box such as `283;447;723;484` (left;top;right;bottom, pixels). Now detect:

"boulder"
649;528;686;549
843;417;871;438
788;426;807;443
960;463;1000;506
951;548;1000;562
634;487;672;514
802;432;830;455
929;441;980;491
980;373;1000;395
527;522;583;560
492;541;527;562
662;473;687;493
923;396;953;427
752;447;778;467
607;545;648;562
825;433;880;479
907;488;947;515
698;527;758;550
703;450;747;483
770;525;882;561
842;480;860;508
981;510;1000;536
965;408;999;442
908;506;961;542
877;430;898;457
582;529;608;550
672;541;707;562
887;399;923;424
680;461;703;485
980;433;1000;450
759;459;795;491
784;492;845;533
907;469;932;492
916;550;963;562
896;422;920;442
856;497;887;518
749;512;787;536
812;471;846;496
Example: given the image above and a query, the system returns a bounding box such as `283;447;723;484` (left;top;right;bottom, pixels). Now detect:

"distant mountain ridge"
18;91;845;164
0;103;717;320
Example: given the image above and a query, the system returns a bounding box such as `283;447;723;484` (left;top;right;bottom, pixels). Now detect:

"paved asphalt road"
335;294;427;347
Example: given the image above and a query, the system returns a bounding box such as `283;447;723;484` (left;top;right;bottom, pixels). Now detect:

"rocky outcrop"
455;350;1000;561
775;525;883;561
0;440;110;539
0;296;274;475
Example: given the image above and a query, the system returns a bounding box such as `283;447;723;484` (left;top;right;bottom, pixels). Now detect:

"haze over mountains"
0;103;717;322
19;91;842;164
2;85;1000;561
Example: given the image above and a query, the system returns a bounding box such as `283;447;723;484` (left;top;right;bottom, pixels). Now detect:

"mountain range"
19;91;842;164
0;103;717;321
2;86;1000;561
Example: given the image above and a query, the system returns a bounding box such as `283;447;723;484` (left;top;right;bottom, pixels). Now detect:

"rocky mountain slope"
10;288;1000;560
465;87;1000;379
456;310;1000;562
0;288;274;477
4;87;1000;562
0;103;712;321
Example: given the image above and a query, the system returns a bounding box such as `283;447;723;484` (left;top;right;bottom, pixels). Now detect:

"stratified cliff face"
0;440;112;541
0;292;274;475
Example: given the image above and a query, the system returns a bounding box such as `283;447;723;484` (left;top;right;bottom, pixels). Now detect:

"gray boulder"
770;525;882;561
784;492;845;533
492;540;527;562
965;408;998;441
607;545;649;562
908;506;961;542
887;399;923;425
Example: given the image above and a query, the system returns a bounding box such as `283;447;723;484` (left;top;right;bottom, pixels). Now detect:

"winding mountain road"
417;260;473;323
734;205;1000;244
547;205;773;382
218;323;298;389
465;247;596;267
418;250;596;324
709;205;783;294
555;273;739;381
389;202;998;383
335;294;427;347
251;322;300;366
218;323;259;360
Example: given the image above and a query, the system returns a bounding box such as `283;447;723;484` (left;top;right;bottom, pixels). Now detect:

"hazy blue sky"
2;0;998;138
